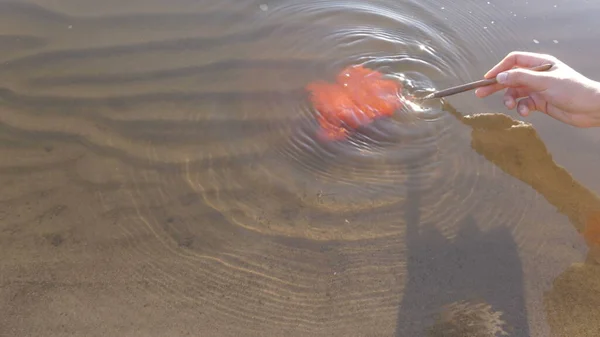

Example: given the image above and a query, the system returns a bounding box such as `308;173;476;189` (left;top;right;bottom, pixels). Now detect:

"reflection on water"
0;0;599;336
443;103;600;337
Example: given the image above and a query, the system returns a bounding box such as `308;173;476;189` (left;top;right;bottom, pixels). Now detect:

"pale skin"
474;51;600;128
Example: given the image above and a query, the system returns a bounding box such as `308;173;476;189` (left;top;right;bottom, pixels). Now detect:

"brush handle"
426;63;554;99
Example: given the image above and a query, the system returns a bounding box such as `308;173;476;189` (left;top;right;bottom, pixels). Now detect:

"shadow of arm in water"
442;101;600;238
441;101;600;337
396;101;600;336
396;170;528;336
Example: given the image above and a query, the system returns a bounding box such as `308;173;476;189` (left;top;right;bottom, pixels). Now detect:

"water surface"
1;0;599;336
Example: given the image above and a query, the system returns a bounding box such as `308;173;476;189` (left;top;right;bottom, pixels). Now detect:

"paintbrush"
419;63;554;100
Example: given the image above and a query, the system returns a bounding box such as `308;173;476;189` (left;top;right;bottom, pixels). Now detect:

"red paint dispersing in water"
305;65;404;141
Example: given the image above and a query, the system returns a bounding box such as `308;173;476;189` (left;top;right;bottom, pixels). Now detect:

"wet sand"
1;0;600;336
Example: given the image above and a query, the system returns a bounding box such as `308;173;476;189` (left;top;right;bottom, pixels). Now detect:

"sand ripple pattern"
0;0;540;241
0;1;553;336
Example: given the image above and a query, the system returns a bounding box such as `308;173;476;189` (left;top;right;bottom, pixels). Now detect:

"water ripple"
0;0;569;335
177;0;489;240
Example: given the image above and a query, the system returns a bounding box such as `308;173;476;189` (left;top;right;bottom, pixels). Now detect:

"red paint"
306;65;403;141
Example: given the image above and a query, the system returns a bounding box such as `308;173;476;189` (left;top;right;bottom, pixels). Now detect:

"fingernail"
504;98;512;108
497;72;508;83
474;88;481;96
518;105;528;116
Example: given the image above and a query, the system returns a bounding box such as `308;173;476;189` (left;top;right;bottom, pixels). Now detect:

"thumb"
496;68;551;91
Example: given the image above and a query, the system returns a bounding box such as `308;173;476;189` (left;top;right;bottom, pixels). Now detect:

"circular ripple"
177;0;539;241
0;0;542;243
0;1;585;336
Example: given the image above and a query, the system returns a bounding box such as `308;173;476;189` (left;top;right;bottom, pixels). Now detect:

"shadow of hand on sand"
395;175;528;336
397;102;600;337
452;105;600;337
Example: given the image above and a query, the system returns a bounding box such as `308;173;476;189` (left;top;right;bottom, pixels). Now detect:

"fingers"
475;67;551;98
516;97;536;116
514;92;548;117
484;51;556;79
475;74;535;98
514;95;582;127
503;87;530;109
496;68;553;92
476;51;557;98
474;82;504;97
475;83;529;99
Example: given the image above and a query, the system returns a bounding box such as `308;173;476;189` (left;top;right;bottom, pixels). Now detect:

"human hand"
475;51;600;128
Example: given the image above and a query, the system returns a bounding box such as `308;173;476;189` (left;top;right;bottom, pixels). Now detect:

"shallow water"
1;0;600;336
